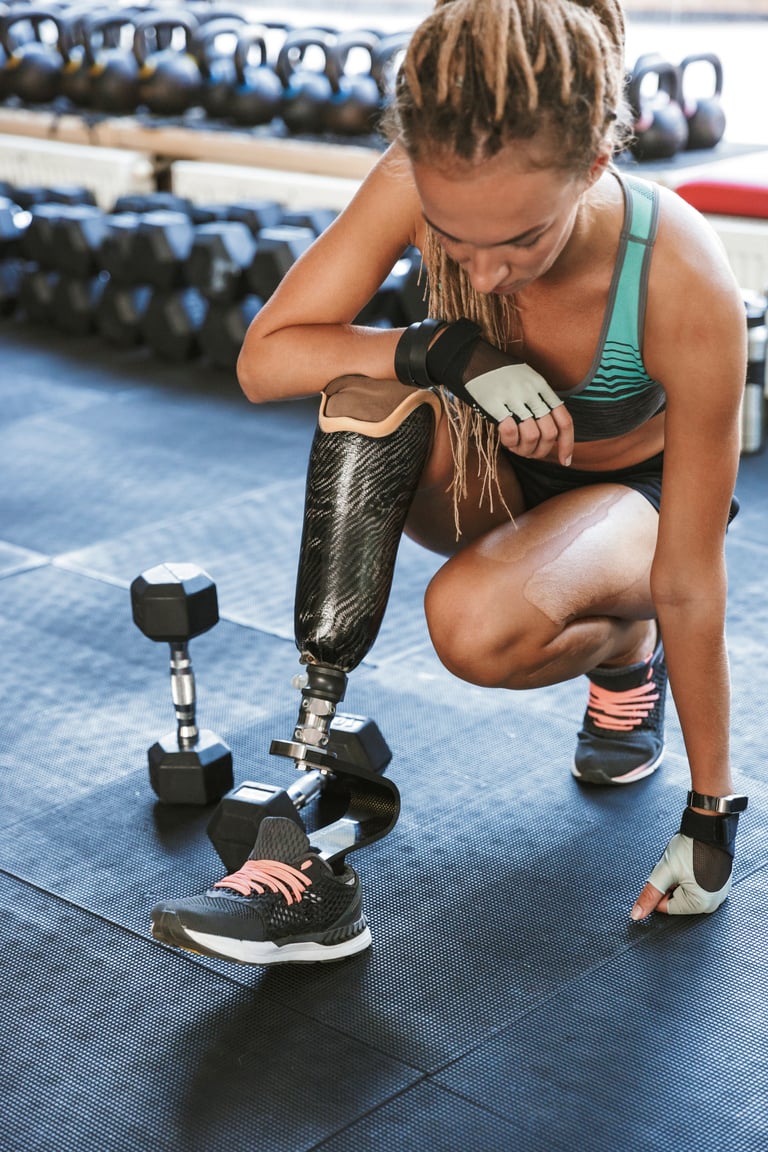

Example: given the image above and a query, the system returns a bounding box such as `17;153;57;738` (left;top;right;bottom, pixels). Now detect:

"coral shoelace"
587;666;660;732
214;858;314;904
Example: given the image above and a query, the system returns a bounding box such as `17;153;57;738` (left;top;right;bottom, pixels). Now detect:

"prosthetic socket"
269;376;441;857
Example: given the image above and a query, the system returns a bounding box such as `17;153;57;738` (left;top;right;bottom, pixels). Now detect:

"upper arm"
644;189;746;581
243;143;423;340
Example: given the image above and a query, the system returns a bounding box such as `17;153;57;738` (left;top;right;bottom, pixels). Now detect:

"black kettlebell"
370;31;410;110
229;24;283;127
0;7;61;105
55;3;104;109
83;13;141;115
679;52;726;151
0;2;12;99
275;28;336;135
627;57;689;161
324;29;382;137
133;11;203;118
190;14;245;121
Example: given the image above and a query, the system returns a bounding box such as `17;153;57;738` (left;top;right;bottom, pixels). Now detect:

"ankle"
599;620;657;670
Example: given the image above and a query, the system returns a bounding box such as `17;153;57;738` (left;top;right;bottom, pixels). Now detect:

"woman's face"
411;142;596;297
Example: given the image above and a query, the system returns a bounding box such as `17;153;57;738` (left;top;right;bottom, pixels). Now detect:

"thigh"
429;480;661;635
405;416;526;556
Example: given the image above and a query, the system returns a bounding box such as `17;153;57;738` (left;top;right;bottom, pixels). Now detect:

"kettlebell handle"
233;25;272;80
53;10;87;64
627;59;683;119
191;15;244;77
370;31;411;98
332;28;381;74
81;13;138;68
679;52;723;98
0;7;59;54
326;30;381;99
133;11;199;69
275;28;338;89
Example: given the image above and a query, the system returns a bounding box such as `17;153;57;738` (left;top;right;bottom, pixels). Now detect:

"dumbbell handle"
286;768;327;810
168;641;199;748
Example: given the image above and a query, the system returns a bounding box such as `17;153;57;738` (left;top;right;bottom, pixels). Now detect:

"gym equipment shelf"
0;107;381;181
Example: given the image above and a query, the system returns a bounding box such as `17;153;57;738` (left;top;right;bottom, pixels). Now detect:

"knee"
424;564;535;690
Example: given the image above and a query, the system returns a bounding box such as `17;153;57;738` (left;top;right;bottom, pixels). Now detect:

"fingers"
630;881;667;921
497;404;574;464
551;403;575;467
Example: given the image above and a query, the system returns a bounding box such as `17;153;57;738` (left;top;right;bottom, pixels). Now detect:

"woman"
150;0;748;966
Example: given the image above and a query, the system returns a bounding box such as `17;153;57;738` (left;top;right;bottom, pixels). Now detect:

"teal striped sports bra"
558;171;665;442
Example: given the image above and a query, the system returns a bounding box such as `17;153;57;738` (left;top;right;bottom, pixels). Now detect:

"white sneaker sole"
181;924;373;965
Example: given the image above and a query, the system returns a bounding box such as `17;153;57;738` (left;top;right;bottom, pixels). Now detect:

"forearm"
654;592;733;796
237;322;403;404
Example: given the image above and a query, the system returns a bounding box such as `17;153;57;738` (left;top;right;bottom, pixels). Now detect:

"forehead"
411;149;577;246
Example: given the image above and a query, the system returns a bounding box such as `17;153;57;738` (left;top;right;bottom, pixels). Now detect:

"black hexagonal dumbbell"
131;562;234;805
207;712;393;872
96;280;152;347
141;286;209;361
245;223;316;300
18;266;61;323
186;219;258;303
128;210;197;291
198;294;263;369
52;272;108;336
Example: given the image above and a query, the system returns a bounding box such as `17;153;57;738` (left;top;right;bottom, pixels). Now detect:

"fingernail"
565;455;572;467
630;904;646;921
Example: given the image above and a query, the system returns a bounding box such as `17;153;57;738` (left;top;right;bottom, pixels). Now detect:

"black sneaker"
572;633;666;785
150;817;371;965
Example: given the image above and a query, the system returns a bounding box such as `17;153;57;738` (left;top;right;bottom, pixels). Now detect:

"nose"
464;247;512;294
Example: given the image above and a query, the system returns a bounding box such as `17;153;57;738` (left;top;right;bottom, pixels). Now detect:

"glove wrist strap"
680;808;739;856
424;318;483;387
394;319;446;388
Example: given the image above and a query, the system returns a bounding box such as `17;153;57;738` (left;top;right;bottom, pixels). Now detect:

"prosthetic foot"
208;376;441;869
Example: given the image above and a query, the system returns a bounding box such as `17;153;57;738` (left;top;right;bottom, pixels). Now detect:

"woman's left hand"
630;832;734;918
497;406;574;464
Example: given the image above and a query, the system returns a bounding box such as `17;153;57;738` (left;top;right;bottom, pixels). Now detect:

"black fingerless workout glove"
394;318;564;424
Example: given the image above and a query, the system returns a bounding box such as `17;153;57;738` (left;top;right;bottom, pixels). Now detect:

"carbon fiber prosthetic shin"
296;375;439;675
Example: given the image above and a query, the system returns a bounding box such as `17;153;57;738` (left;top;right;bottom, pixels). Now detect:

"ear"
586;153;611;186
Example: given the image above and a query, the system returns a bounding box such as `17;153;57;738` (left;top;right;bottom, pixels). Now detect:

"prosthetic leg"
207;376;441;869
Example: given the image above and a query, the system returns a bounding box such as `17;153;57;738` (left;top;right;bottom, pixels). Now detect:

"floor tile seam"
2;385;144;429
38;561;305;647
307;1074;434;1151
0;557;53;583
0;864;304;998
49;475;308;576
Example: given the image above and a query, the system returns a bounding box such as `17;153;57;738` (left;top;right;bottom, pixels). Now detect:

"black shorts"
506;450;739;522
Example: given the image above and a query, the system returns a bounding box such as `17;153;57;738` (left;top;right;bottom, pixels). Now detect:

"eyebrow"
422;213;544;247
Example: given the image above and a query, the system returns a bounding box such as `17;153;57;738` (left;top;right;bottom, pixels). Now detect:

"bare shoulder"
648;183;743;319
644;181;746;383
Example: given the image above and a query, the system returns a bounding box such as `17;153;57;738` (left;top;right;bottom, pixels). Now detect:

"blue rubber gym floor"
1;320;767;1152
